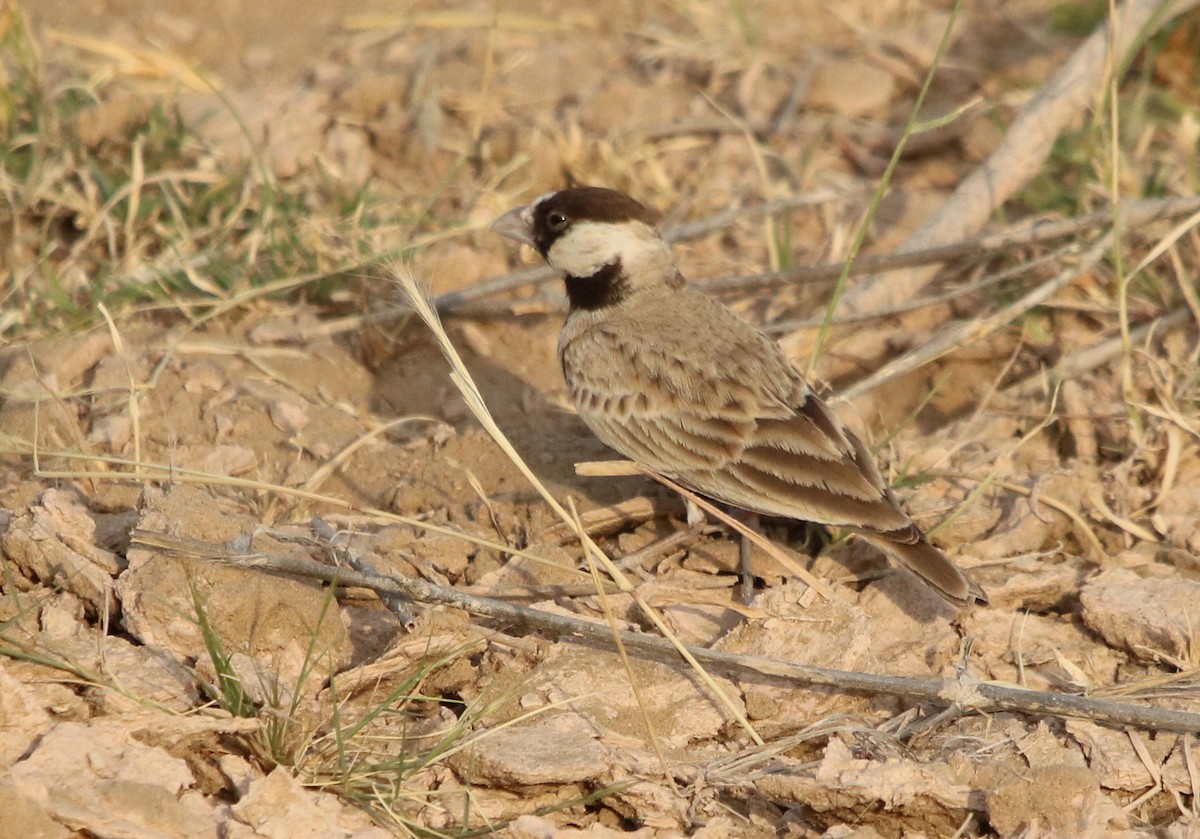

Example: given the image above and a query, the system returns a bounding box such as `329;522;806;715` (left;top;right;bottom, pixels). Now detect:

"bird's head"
491;187;678;309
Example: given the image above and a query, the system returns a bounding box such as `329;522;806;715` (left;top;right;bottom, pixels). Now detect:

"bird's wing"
704;391;915;532
561;299;913;532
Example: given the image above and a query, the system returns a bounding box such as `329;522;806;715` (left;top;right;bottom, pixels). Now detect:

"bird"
491;186;986;608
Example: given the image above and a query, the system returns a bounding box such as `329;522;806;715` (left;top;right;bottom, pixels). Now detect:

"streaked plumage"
492;186;985;607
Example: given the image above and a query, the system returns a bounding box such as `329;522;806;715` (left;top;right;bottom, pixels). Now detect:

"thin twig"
130;528;1200;735
1006;308;1192;398
834;231;1114;403
443;196;1200;319
839;0;1200;315
435;190;853;313
764;246;1071;335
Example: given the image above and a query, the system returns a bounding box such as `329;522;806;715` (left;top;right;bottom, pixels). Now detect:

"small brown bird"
492;186;985;607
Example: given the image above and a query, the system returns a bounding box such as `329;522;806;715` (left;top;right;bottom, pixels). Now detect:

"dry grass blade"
297;416;441;498
1086;485;1160;543
568;495;677;794
808;0;964;370
21;446;556;566
343;10;584;33
50;29;216;90
97;304;143;476
927;387;1064;548
390;264;764;745
936;474;1107;561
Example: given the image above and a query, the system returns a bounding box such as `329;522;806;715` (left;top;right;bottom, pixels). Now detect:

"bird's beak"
490;205;536;248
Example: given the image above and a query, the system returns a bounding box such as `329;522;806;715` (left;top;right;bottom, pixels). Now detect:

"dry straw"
390;264;764;762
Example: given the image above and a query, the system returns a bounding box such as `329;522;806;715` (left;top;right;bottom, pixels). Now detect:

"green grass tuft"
0;7;407;339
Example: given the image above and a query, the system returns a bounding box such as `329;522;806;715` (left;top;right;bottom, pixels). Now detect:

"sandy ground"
4;0;1200;836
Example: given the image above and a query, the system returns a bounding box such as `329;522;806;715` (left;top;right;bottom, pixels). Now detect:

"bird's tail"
860;532;987;608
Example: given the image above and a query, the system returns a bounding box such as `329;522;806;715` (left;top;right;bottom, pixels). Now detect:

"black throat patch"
563;260;628;311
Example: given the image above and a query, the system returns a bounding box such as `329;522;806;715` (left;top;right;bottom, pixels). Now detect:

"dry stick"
432;190;853;313
444;196;1200;319
839;0;1200;315
1006;308;1192;399
129;529;1200;735
763;192;1195;328
764;246;1071;336
539;496;676;544
835;231;1114;404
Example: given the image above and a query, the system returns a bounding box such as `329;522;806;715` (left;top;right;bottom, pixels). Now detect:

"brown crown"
529;187;660;255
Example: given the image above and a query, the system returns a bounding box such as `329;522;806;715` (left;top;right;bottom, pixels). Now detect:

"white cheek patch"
547;220;664;278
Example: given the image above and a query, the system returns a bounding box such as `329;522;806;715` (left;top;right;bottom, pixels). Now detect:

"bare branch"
133;528;1200;734
840;0;1200;315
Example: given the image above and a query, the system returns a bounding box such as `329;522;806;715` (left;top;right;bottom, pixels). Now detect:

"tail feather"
861;533;987;608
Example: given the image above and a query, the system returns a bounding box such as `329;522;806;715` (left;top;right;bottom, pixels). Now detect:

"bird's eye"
547;211;569;231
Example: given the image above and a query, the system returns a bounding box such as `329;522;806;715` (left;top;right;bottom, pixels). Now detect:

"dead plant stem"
130;529;1200;735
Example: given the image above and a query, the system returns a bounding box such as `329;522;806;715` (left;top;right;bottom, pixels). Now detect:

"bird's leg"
739;533;754;600
736;512;761;605
686;498;759;601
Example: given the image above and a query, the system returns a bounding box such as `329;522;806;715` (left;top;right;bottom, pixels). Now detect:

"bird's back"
559;286;901;522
